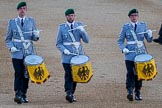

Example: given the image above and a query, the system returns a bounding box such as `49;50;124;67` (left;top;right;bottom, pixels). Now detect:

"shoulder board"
59;23;66;26
26;17;35;22
76;21;84;25
10;18;16;21
27;17;33;19
139;21;145;24
123;23;129;26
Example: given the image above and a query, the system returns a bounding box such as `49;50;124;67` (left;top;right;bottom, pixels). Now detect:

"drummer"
5;2;39;104
56;8;89;103
117;9;153;101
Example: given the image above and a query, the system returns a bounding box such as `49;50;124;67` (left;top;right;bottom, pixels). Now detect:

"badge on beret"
17;2;27;9
128;9;138;16
65;8;75;16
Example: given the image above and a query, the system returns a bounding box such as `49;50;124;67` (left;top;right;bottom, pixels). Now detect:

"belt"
13;39;31;43
63;42;80;45
127;41;143;44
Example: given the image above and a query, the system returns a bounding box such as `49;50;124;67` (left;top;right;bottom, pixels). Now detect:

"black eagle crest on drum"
142;63;154;77
33;66;44;80
77;66;89;80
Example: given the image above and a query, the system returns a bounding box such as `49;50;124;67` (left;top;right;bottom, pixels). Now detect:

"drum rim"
70;55;90;65
24;54;44;65
134;54;153;62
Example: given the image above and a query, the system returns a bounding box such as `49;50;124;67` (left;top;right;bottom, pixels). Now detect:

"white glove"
10;47;20;53
63;49;71;55
33;30;40;37
77;26;85;32
147;29;153;38
122;48;129;54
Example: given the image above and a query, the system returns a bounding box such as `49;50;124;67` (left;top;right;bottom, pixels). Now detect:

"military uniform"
5;2;39;104
118;19;153;100
56;19;89;102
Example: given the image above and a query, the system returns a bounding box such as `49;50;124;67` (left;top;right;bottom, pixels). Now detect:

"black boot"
153;36;162;44
65;91;74;103
135;90;142;100
14;91;22;104
127;88;134;101
22;90;29;103
22;94;29;103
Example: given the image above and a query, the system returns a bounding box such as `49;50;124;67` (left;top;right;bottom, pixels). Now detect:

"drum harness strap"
130;30;147;54
68;30;84;55
15;18;31;56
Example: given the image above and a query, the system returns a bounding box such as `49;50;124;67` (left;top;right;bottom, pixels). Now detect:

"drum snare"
134;54;157;81
70;55;93;83
24;55;50;84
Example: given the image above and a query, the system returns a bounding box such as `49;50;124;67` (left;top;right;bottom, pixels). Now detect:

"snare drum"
24;55;50;84
134;54;157;81
70;55;93;83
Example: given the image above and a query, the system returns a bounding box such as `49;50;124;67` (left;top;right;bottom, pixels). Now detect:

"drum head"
24;55;43;65
134;54;153;62
70;55;89;65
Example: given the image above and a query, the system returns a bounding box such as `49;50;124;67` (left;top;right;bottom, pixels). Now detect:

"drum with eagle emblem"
70;55;93;83
24;55;50;84
134;54;157;81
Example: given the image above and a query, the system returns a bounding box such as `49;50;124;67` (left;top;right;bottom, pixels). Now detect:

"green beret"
17;2;27;9
128;9;138;16
65;8;75;16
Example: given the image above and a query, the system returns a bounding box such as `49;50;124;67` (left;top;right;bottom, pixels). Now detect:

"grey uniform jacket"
117;21;153;61
56;21;89;63
5;17;39;59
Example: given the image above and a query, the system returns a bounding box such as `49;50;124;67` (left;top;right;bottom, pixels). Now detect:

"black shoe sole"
14;98;22;104
135;98;143;101
153;40;162;44
135;96;143;101
127;94;133;101
66;95;73;103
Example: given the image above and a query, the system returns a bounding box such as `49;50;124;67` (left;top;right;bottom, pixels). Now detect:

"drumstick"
23;30;43;34
70;53;79;56
68;25;87;32
129;51;135;53
138;30;156;35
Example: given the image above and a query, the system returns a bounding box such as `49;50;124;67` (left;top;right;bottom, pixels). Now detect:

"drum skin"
24;55;50;84
70;55;93;83
134;54;157;81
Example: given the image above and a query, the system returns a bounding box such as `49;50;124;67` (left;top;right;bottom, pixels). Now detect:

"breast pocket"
126;32;132;39
13;30;18;37
63;34;69;40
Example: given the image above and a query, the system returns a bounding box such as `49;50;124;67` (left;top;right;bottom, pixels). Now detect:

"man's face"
17;6;27;18
66;14;75;23
129;13;139;23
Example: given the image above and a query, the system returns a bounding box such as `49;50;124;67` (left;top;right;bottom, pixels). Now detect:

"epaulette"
139;21;145;24
76;21;84;26
59;23;66;27
123;23;130;27
28;17;33;20
76;21;83;24
10;18;15;21
123;23;130;28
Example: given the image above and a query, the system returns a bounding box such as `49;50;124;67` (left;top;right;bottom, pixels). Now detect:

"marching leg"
134;75;143;100
63;63;75;103
125;60;135;101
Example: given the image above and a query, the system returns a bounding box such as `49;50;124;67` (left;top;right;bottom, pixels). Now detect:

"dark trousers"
12;58;29;96
62;63;77;95
125;60;142;94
